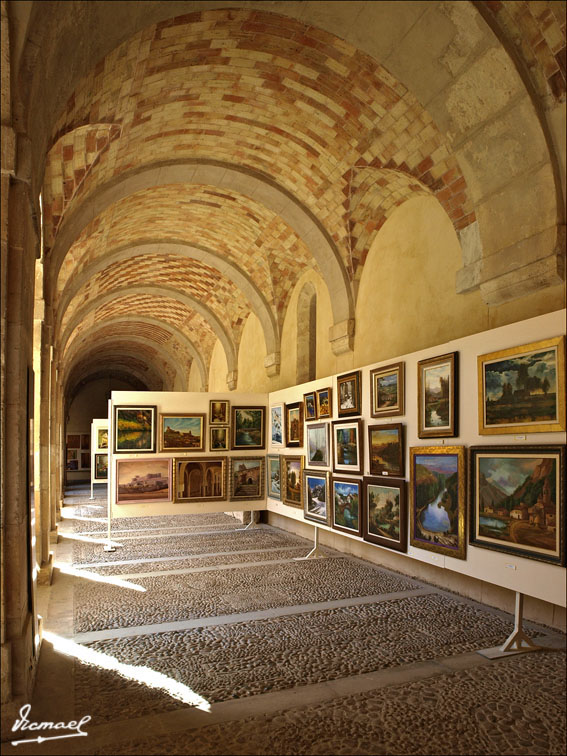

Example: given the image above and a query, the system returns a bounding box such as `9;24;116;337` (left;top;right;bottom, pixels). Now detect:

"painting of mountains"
470;446;564;564
480;338;565;433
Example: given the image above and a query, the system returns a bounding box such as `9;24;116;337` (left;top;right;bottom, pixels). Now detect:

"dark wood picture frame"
231;406;266;450
362;476;407;552
316;387;332;419
282;455;304;508
417;352;458;438
229;456;265;501
370;361;405;418
285;401;304;447
209;399;230;425
337;370;362;418
303;391;318;422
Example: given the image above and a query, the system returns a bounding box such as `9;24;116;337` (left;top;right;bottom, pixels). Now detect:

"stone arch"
55;241;280;369
296;282;317;385
61;316;207;391
57;284;238;379
46;161;355;355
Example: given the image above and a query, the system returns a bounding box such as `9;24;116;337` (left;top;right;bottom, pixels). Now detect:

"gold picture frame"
478;336;565;435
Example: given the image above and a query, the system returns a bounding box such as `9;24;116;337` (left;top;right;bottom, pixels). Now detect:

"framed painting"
469;445;565;566
306;422;330;468
316;387;332;419
332;419;363;475
209;400;229;425
270;402;284;447
174;457;227;502
160;413;205;452
210;426;229;451
94;453;108;480
282;455;304;508
114;405;157;453
368;423;404;477
267;454;281;500
231;406;266;450
80;452;91;469
409;446;466;560
337;370;361;417
67;434;80;449
229;456;265;501
97;427;108;450
370;361;405;418
331;476;362;537
303;391;318;422
81;434;90;450
478;336;565;435
116;457;172;504
285;402;303;447
417;352;458;438
363;476;407;552
303;470;330;525
66;449;78;471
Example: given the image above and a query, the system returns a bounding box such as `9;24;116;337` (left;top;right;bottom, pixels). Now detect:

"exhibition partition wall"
105;311;565;610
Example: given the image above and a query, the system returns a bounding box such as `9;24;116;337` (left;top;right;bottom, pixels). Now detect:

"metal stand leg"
294;526;327;560
90;479;94;500
478;591;541;658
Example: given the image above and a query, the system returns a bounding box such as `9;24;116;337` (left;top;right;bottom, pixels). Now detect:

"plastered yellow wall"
187;361;202;391
236;313;272;392
354;194;565;367
208;340;228;391
278;268;336;388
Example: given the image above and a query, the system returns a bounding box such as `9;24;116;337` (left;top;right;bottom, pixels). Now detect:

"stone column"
37;322;53;583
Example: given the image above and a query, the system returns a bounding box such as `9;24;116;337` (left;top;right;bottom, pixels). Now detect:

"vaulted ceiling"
12;1;565;396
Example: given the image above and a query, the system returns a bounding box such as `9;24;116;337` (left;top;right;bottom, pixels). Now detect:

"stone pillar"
49;353;59;538
37;322;53;583
329;318;355;356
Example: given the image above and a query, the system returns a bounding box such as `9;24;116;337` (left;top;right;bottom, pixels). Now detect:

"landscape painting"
363;476;406;552
161;414;205;451
304;391;317;421
267;455;281;500
283;456;303;508
316;388;332;419
410;446;466;560
479;337;565;434
368;423;404;477
304;471;329;525
114;406;156;453
306;422;329;467
97;428;108;449
209;400;229;425
371;362;404;418
232;407;265;450
270;403;284;447
332;477;362;536
94;453;108;480
470;445;565;565
418;353;458;438
332;419;363;474
210;426;229;451
116;458;172;504
230;457;264;501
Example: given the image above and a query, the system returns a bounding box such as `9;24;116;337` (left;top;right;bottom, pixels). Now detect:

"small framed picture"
417;352;458;438
332;419;363;475
229;456;265;501
175;457;227;502
97;427;108;450
363;476;407;552
210;426;229;451
331;476;362;537
116;457;172;504
306;422;330;468
80;452;91;469
303;391;318;422
114;406;157;453
337;370;361;417
469;444;565;566
94;453;108;480
66;449;78;471
81;434;90;450
368;423;404;477
303;470;330;525
231;406;266;450
316;387;332;419
160;413;205;452
282;455;304;508
267;454;281;500
67;434;80;449
370;362;405;418
477;336;565;435
270;403;284;447
209;400;230;425
285;402;303;447
409;445;466;560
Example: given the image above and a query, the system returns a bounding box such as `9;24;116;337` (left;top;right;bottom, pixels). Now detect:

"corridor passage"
6;485;566;755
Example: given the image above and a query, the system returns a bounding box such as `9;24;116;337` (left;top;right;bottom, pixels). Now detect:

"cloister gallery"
1;2;566;754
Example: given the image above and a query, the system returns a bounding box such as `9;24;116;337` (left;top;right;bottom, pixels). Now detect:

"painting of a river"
417;353;457;438
114;406;156;453
410;446;466;560
232;406;265;450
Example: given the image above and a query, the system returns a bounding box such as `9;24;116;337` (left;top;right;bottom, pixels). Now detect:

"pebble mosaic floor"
10;485;565;756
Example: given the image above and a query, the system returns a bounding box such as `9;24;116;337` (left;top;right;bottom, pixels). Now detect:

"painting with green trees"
114;406;156;452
